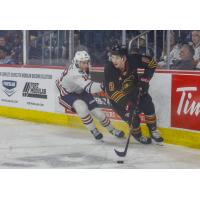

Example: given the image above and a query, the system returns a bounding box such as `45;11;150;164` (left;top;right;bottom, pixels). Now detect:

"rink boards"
0;65;200;149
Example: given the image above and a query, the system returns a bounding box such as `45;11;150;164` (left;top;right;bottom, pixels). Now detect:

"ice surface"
0;117;200;168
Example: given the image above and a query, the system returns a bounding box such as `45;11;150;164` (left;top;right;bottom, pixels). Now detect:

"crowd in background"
0;31;22;64
157;30;200;70
0;30;199;70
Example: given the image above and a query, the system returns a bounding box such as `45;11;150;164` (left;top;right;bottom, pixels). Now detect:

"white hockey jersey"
56;63;102;95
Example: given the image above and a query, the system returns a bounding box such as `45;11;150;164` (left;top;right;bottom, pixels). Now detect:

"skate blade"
152;139;164;146
131;137;151;145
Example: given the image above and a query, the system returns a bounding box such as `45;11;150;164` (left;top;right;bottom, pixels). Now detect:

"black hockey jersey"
104;53;157;106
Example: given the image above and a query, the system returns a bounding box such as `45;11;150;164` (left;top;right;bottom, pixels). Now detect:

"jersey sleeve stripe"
83;81;93;93
114;94;126;102
111;91;124;99
110;91;126;102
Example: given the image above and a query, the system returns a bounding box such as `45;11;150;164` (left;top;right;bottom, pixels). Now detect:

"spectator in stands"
171;44;195;70
138;35;154;57
129;46;140;54
29;35;42;60
10;34;23;64
74;30;88;52
158;31;181;68
0;36;6;47
0;47;15;64
0;36;11;55
99;46;112;64
191;30;200;69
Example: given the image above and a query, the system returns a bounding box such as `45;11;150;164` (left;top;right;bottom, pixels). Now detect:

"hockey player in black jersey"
104;44;164;144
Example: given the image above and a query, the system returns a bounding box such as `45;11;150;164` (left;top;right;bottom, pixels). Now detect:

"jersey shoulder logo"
122;75;135;92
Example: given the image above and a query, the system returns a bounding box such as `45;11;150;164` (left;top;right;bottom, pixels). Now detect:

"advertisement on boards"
0;67;55;112
171;74;200;131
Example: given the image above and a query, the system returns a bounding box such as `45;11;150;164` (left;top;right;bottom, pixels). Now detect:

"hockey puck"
117;160;124;164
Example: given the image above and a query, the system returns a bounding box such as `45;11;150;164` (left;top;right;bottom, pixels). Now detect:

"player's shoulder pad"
141;55;157;68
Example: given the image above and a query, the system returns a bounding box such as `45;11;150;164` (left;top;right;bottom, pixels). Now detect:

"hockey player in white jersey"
56;51;124;140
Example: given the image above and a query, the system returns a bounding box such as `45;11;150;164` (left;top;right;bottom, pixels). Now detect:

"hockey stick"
114;90;141;157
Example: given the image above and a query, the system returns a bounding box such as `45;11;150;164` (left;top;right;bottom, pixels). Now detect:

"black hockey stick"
114;90;141;157
114;127;132;157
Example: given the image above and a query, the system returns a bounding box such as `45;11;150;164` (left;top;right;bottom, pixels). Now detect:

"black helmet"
111;44;128;56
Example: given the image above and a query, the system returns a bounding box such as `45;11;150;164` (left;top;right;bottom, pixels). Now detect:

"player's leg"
130;113;152;144
139;93;163;143
59;94;102;140
90;107;125;138
111;101;151;144
80;91;124;138
72;99;103;140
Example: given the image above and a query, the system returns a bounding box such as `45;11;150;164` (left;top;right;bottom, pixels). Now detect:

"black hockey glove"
124;101;133;121
124;101;140;122
138;77;150;95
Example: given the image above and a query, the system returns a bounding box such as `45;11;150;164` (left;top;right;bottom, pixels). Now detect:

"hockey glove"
124;101;141;122
124;101;133;121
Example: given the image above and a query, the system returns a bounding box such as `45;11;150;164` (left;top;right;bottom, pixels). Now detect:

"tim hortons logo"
176;87;200;117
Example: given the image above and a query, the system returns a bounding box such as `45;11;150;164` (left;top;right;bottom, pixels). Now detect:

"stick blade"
114;148;127;157
114;132;131;157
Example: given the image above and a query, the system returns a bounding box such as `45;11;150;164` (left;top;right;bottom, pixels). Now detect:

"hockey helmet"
111;44;128;56
73;51;91;66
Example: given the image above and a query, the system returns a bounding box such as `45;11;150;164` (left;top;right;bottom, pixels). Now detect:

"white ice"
0;116;200;168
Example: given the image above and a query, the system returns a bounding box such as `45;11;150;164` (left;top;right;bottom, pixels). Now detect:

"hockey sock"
101;116;113;130
91;108;114;132
145;114;157;131
81;114;96;131
131;126;142;135
73;100;96;131
131;114;141;132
